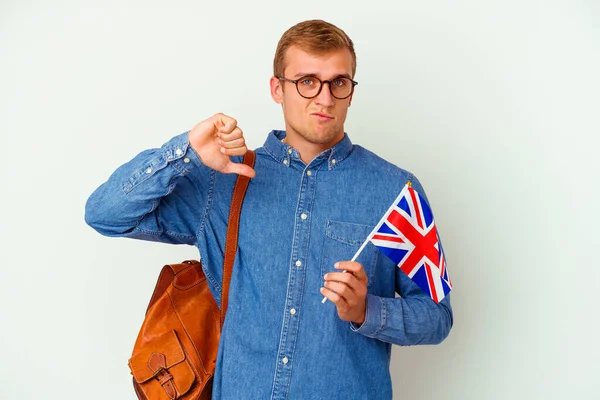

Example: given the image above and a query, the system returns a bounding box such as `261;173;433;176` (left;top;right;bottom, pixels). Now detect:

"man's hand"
321;261;368;325
188;113;256;178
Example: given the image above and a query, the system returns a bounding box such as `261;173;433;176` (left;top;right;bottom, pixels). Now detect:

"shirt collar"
263;130;353;170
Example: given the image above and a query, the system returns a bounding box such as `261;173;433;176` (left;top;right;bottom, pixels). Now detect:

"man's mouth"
312;112;334;121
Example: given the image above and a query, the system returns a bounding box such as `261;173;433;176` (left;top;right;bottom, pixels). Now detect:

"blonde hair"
273;20;356;78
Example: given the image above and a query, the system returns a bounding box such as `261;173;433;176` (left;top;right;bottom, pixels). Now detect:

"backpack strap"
220;150;256;328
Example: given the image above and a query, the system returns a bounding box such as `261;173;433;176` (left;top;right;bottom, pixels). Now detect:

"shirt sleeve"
350;174;454;345
84;131;214;246
350;283;453;346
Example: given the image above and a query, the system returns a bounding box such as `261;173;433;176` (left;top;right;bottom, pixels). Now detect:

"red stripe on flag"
386;209;440;274
372;234;404;243
439;255;445;277
409;188;424;229
425;264;439;303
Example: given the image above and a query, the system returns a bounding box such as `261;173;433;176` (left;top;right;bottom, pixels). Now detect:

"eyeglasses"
277;75;358;100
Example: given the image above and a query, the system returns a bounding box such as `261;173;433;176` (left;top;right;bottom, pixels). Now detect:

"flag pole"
321;181;412;304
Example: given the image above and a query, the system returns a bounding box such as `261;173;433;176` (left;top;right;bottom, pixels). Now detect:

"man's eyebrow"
293;72;317;78
292;72;353;79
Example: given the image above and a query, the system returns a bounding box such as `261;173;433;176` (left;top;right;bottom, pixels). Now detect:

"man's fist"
188;113;256;178
321;261;368;325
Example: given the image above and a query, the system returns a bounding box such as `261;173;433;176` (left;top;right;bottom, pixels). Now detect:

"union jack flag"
369;183;452;303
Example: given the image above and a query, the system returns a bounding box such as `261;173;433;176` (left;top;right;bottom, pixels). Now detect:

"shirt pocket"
320;220;378;288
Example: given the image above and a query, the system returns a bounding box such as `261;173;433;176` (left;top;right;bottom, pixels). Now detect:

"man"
85;19;453;400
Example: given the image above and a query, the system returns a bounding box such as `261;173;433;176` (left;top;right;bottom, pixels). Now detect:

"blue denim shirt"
85;130;453;400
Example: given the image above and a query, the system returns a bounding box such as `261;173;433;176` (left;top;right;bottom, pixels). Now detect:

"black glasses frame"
277;76;358;100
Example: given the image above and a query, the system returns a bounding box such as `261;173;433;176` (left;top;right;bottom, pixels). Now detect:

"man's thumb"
224;162;256;178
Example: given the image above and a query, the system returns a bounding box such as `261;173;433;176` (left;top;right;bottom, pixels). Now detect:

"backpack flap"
128;330;195;399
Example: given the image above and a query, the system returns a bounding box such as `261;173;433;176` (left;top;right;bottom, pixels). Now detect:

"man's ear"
348;92;353;107
270;76;283;104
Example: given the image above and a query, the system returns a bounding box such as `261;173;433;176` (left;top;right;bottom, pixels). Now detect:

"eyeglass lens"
296;77;353;99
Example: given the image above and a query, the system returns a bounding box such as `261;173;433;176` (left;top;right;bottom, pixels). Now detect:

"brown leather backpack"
127;150;255;400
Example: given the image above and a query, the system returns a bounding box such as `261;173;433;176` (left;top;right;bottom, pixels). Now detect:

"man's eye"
301;78;315;86
332;79;346;87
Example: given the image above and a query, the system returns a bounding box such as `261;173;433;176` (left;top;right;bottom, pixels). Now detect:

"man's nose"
314;82;335;107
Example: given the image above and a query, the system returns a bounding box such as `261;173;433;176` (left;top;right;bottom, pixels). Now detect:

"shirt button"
145;168;152;174
283;159;289;166
290;308;297;315
295;260;302;267
331;159;336;165
300;213;308;220
288;148;293;154
282;356;289;364
175;148;183;156
306;170;312;176
184;158;190;163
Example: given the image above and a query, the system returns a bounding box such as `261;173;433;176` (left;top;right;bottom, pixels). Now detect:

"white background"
1;1;598;399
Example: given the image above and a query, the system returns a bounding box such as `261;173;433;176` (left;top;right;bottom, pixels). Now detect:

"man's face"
270;46;354;153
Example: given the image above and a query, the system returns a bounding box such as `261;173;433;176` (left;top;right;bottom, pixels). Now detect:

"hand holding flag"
321;182;451;304
320;261;369;324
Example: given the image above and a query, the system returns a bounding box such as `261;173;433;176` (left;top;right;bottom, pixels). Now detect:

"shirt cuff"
163;130;203;172
350;293;385;337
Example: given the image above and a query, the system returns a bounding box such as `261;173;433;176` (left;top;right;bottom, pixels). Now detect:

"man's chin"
311;126;343;143
308;132;343;146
